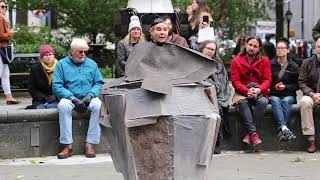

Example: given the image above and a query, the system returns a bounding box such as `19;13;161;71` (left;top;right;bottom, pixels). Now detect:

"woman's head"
39;45;55;65
0;0;7;15
199;40;218;58
237;36;246;46
149;17;169;44
128;16;142;39
276;38;290;58
191;0;209;15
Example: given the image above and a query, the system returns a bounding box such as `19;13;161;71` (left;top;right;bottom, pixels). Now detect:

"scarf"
41;58;58;86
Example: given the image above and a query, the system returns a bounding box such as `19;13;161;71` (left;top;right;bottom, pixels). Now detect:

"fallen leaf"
259;153;269;156
30;160;37;165
17;175;24;179
309;158;317;161
291;157;304;162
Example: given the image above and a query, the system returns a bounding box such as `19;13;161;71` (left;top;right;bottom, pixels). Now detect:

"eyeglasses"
77;50;88;54
1;5;8;9
204;47;216;51
276;47;288;50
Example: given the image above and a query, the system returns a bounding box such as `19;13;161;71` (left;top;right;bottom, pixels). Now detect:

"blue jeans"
36;102;58;109
238;96;269;134
57;97;101;145
270;96;295;130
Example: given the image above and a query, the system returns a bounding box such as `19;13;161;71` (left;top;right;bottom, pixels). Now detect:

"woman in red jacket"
0;0;19;104
230;36;272;147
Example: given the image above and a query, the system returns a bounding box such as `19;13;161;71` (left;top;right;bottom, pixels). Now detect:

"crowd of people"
2;0;320;159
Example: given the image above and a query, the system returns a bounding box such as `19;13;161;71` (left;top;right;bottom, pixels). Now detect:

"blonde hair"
123;31;145;44
316;37;320;45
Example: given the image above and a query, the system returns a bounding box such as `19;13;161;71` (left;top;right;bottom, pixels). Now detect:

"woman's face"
0;2;7;15
186;5;193;16
276;42;290;58
130;27;141;39
151;23;169;43
41;52;55;66
191;0;199;11
202;43;217;58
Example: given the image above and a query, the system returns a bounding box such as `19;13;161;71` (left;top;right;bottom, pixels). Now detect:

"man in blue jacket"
53;38;104;159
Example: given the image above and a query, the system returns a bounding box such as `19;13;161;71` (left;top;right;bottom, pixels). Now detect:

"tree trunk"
276;0;284;41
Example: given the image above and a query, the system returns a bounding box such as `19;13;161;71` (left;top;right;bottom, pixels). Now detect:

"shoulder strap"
277;61;288;80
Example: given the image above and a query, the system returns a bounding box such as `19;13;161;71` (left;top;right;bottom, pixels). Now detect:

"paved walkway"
1;151;319;180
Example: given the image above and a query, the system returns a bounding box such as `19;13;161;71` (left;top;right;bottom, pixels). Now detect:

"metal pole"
301;0;304;39
287;19;290;39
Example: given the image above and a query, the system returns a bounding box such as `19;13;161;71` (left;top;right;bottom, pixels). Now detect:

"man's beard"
247;51;257;59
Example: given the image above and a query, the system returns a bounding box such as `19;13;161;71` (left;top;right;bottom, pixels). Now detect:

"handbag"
7;42;15;63
198;26;215;43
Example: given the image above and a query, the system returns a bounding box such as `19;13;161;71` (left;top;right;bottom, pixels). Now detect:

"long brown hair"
240;36;263;57
190;0;209;29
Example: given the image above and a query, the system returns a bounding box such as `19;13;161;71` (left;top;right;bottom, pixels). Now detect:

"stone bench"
0;109;110;159
222;104;320;151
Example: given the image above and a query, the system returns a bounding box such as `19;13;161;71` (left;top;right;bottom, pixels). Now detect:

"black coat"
29;63;55;105
270;58;299;98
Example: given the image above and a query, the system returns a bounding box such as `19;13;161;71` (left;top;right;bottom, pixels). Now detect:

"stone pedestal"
100;85;220;180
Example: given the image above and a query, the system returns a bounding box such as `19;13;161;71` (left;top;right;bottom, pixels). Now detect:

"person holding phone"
188;0;213;50
0;0;20;105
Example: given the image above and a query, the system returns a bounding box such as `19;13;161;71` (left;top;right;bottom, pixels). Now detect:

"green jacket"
313;19;320;41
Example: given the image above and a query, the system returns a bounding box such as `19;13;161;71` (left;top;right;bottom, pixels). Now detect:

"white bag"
198;27;215;43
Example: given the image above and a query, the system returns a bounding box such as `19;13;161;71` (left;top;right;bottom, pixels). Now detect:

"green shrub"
13;24;68;59
100;65;116;79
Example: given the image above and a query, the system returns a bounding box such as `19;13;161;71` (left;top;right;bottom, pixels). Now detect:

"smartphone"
203;15;209;23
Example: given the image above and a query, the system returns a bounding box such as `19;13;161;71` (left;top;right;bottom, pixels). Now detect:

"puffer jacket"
53;55;104;100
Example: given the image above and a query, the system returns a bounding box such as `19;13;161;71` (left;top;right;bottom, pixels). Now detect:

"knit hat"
128;15;142;32
39;45;54;58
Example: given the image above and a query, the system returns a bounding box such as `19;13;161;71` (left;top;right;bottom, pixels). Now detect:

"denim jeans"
57;97;102;145
238;96;269;134
36;101;58;109
270;96;295;130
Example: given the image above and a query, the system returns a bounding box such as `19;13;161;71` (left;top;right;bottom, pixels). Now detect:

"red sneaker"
242;133;251;144
250;132;262;146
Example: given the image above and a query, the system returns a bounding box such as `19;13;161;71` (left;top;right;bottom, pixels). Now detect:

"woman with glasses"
26;45;58;109
199;40;231;154
270;39;299;142
0;0;19;104
116;15;145;77
232;36;246;58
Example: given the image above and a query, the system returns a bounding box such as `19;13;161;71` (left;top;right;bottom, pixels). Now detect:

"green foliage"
100;65;116;79
173;0;272;39
13;24;68;59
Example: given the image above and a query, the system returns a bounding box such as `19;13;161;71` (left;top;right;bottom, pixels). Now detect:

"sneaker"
242;133;251;144
278;129;296;142
250;132;262;146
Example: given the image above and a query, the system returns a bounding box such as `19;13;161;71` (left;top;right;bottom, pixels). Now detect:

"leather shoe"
58;147;73;159
306;140;317;153
84;146;96;158
6;100;20;105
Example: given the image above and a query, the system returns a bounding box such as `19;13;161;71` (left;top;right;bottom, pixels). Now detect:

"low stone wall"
0;109;110;159
222;104;320;151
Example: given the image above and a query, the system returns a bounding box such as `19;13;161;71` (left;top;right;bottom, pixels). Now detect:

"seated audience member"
163;15;188;48
53;38;104;159
298;37;320;153
230;36;272;147
116;15;145;77
269;39;299;142
27;45;58;109
199;40;231;154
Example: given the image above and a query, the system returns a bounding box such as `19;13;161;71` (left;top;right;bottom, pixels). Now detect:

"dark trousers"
215;105;230;149
238;97;269;134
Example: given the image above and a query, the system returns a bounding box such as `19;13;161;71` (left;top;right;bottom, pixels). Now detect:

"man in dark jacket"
269;39;299;142
262;34;275;60
298;37;320;153
312;19;320;41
